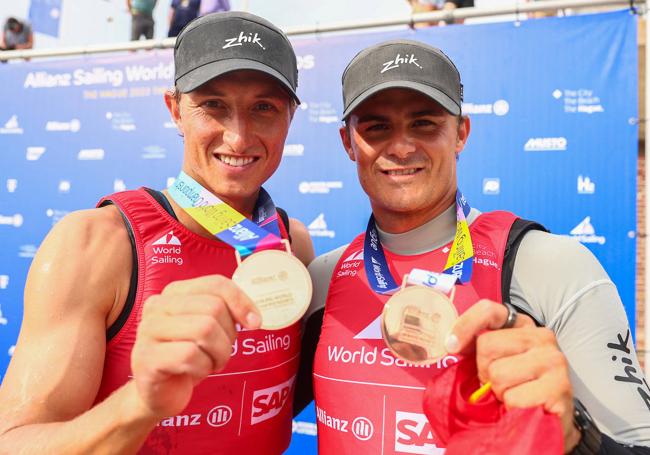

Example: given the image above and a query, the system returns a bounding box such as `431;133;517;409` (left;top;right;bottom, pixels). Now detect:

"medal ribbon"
167;171;282;257
363;191;474;294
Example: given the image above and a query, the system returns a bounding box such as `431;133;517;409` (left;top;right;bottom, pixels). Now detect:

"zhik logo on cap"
381;53;422;74
223;31;266;50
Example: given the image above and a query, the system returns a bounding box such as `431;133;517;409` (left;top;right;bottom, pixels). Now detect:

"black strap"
144;188;178;220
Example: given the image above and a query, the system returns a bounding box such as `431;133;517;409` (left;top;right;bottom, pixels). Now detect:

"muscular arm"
510;231;650;447
288;217;315;267
0;207;159;454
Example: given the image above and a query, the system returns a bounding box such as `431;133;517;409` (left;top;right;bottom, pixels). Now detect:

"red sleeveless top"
312;211;517;455
94;188;300;454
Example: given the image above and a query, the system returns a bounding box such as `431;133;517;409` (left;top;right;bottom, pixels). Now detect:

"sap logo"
0;304;7;326
6;179;17;193
26;147;46;161
577;175;595;194
308;213;335;238
297;54;315;70
113;179;126;192
299;181;343;194
0;115;23;134
158;413;201;428
206;405;233;427
0;275;8;289
46;119;80;133
381;53;422;73
524;137;567;152
292;420;318;436
0;214;23;228
569;216;606;245
229;224;259;242
251;376;295;425
283;144;304;157
482;178;500;195
395;411;443;454
77;148;105;160
223;31;265;50
58;180;71;194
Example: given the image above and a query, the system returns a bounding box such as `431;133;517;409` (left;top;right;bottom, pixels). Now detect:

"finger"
501;365;573;417
476;326;556;382
161;275;261;329
136;341;215;382
445;300;533;354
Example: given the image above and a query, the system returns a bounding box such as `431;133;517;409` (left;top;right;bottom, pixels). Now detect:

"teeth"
217;155;255;167
386;168;417;176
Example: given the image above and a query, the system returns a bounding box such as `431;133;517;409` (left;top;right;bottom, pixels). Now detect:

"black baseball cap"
342;40;463;119
174;11;300;102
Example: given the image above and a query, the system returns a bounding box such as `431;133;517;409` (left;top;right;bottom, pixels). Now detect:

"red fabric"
423;358;564;454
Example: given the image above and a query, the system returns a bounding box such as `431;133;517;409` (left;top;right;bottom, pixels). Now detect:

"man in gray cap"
0;11;313;453
297;40;650;454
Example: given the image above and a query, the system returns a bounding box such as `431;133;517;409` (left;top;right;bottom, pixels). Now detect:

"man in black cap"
298;40;650;453
0;11;313;453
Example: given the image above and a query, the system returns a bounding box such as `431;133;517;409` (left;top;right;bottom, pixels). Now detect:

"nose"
386;131;416;159
222;113;255;154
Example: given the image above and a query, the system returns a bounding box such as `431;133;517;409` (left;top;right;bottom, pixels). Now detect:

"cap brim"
342;80;460;119
176;58;300;103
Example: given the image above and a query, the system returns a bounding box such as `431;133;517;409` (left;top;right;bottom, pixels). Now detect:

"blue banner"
0;11;638;454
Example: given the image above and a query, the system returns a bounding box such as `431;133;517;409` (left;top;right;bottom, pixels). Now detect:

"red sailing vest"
94;188;300;455
312;211;517;455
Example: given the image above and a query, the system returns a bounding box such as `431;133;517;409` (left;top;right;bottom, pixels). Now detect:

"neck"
372;192;456;234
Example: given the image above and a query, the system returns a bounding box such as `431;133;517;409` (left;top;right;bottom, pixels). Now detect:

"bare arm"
289;217;315;267
0;207;160;454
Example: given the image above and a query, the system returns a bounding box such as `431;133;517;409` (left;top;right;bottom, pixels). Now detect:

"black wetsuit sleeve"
596;435;650;454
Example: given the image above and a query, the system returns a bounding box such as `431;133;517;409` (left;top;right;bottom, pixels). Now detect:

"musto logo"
251;376;295;425
395;411;443;454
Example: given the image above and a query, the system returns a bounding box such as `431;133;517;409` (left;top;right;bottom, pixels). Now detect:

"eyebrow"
357;110;445;123
194;88;288;102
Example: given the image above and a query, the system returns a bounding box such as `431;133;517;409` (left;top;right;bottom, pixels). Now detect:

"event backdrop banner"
0;10;638;454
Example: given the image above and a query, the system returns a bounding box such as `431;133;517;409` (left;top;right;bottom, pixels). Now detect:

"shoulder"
288;217;315;266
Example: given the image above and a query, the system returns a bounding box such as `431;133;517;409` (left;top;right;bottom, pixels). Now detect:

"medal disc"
381;285;458;365
232;250;312;330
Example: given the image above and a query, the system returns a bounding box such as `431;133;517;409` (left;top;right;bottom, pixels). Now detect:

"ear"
339;124;356;162
455;115;471;158
164;90;183;134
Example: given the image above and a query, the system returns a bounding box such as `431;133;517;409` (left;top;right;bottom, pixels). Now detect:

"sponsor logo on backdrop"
142;145;166;159
0;275;8;289
163;121;176;129
206;405;233;427
299;181;343;194
395;411;443;454
0;304;7;326
46;208;70;226
23;63;173;89
105;112;136;132
223;31;265;50
46;119;80;132
6;179;17;193
554;88;604;114
569;216;606;245
113;179;127;192
297;54;315;70
1;115;24;134
26;146;46;161
251;376;295;425
382;53;422;73
0;214;23;228
304;101;338;124
58;180;71;193
18;245;38;258
78;148;105;160
166;177;176;188
8;345;15;356
292;420;318;436
482;178;500;195
150;231;183;266
524;137;567;152
308;213;335;238
577;175;595;194
462;100;509;116
283;144;304;157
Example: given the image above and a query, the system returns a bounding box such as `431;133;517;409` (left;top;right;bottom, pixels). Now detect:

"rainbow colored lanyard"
167;171;282;258
363;190;474;294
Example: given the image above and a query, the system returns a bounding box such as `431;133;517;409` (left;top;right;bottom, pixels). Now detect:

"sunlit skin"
164;70;296;227
340;88;470;234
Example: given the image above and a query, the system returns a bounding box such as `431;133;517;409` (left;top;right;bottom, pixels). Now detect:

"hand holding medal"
168;171;312;330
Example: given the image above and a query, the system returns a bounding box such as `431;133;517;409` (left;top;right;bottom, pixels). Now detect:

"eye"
201;99;224;109
254;102;278;112
412;118;435;128
365;123;389;132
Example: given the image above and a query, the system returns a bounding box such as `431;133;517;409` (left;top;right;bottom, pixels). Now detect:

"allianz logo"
46;119;80;133
568;216;606;245
316;406;374;441
308;213;335;238
298;181;343;194
158;405;233;428
462;100;509;116
0;115;24;134
524;137;567;151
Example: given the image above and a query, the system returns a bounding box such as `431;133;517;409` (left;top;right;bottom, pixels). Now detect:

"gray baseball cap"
174;11;300;102
342;40;462;119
